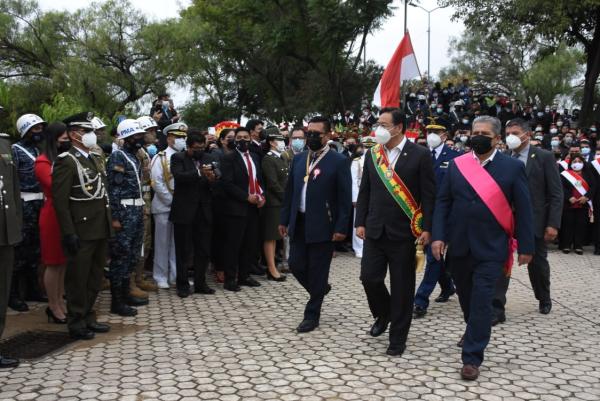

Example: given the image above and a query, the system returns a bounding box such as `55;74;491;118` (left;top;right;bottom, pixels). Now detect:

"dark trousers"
174;210;211;292
289;213;334;321
414;245;455;309
559;208;589;250
360;235;416;347
493;237;551;317
12;199;42;300
594;203;600;249
0;246;14;340
65;239;107;332
450;253;503;367
223;206;259;284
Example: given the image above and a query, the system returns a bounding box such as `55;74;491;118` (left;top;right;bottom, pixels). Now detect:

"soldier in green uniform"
0;129;23;368
52;112;113;340
261;132;290;281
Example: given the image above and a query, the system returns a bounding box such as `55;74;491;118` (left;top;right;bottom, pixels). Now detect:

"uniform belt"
121;198;144;207
21;192;44;202
142;185;151;193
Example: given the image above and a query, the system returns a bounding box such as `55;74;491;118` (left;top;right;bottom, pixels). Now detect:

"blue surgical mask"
146;144;158;158
581;147;591;155
291;138;305;153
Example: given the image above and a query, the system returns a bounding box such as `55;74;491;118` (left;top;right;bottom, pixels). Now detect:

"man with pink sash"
431;116;534;381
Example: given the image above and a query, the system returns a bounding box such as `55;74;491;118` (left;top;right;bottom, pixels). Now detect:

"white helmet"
91;116;106;130
164;122;188;136
136;116;158;131
454;100;465;107
16;114;46;137
117;119;145;139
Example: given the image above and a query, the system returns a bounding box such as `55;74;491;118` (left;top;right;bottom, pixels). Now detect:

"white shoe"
156;281;169;289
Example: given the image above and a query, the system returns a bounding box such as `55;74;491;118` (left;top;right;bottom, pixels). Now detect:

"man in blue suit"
279;116;352;333
432;116;534;381
414;122;460;318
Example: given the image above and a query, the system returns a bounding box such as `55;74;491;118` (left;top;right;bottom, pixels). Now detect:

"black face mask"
470;135;493;155
57;141;71;153
27;132;44;144
193;150;204;160
226;138;236;150
126;137;145;151
306;132;323;151
236;140;249;152
347;144;357;153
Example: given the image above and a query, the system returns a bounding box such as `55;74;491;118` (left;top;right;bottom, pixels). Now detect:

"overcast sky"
37;0;464;105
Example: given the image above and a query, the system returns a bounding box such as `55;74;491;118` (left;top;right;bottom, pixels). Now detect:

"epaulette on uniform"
58;151;69;158
0;133;9;138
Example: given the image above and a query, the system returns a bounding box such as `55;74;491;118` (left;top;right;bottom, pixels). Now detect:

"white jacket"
151;146;177;214
350;155;365;203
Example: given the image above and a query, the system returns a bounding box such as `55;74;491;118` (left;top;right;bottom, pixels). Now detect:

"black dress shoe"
224;282;241;292
239;277;261;287
177;288;190;298
574;249;583;255
0;356;19;369
194;284;216;294
266;270;287;282
539;302;552;315
434;290;455;303
296;319;319;333
413;305;427;318
369;316;390;337
491;314;506;326
8;298;28;312
457;334;465;347
126;295;149;306
87;322;111;333
70;329;95;340
386;344;406;356
249;264;266;275
594;248;600;256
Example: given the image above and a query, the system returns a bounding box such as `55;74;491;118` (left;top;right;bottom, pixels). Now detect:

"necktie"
244;152;257;195
431;149;436;160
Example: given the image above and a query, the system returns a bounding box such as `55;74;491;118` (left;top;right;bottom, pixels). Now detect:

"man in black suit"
220;127;265;291
355;108;436;356
493;118;563;322
169;133;217;298
246;119;265;159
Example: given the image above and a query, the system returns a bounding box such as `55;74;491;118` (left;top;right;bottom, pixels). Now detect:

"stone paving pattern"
1;249;599;400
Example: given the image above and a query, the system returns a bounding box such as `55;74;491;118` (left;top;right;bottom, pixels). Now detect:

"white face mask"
462;119;470;125
557;121;563;127
550;128;558;134
571;162;584;171
551;140;560;148
374;126;391;145
426;133;442;149
460;135;469;143
506;134;522;150
81;132;97;149
535;127;542;132
581;147;590;155
275;140;286;152
173;138;186;151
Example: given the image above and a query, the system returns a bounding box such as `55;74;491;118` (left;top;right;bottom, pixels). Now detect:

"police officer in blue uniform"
107;119;148;316
414;122;460;317
10;114;47;311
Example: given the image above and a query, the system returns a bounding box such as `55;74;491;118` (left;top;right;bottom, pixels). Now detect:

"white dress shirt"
299;146;328;212
430;143;444;160
472;149;497;167
238;149;258;194
384;135;408;169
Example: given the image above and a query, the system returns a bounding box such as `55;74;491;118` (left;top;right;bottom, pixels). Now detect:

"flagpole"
404;0;408;33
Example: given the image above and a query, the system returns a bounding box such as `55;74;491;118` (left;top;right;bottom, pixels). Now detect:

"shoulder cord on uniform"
66;153;106;201
151;152;174;194
115;149;143;198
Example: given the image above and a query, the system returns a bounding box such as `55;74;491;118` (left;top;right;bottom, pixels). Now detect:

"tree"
176;0;392;120
440;0;600;123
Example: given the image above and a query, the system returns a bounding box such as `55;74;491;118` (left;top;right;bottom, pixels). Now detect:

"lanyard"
304;147;330;183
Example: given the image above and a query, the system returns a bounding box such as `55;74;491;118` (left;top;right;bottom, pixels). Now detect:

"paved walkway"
1;249;599;401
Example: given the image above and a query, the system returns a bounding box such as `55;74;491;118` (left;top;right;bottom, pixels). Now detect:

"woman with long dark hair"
34;122;71;323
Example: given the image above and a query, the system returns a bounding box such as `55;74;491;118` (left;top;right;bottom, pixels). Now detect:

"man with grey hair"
493;118;563;323
431;115;534;380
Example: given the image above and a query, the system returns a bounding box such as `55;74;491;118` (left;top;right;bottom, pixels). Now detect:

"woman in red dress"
35;122;71;323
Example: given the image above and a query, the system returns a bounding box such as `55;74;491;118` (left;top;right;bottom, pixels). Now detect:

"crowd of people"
0;82;599;381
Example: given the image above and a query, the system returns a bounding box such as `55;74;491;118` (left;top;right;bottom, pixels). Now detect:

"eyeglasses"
306;130;325;137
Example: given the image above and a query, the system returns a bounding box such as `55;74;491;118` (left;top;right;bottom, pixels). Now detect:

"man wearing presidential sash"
355;108;435;357
431;116;534;380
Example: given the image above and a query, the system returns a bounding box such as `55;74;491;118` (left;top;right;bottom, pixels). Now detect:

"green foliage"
439;0;600;122
39;94;85;124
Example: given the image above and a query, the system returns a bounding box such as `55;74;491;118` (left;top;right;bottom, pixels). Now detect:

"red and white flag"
372;31;420;108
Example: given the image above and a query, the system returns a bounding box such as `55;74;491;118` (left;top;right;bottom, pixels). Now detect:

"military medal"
304;175;309;183
0;179;3;190
313;168;321;180
385;170;393;179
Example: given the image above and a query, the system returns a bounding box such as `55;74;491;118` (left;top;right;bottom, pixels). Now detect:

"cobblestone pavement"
1;248;599;401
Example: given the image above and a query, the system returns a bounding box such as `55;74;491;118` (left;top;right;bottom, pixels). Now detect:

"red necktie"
244;152;257;195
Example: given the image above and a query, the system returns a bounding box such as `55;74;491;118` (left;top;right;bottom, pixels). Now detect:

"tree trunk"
581;28;600;125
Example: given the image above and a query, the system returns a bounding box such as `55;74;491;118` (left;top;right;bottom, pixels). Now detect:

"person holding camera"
169;133;218;298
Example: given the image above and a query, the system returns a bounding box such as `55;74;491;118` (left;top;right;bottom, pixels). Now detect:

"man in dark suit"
279;116;352;333
220;127;265;291
246;119;265;159
169;133;217;298
414;123;460;318
432;115;534;380
492;118;563;322
355;108;435;356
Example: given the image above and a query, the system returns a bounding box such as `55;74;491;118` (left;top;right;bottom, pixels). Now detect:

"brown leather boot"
129;275;148;299
135;262;158;292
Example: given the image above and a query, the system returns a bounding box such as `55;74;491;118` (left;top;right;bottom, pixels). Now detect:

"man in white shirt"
150;123;187;288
